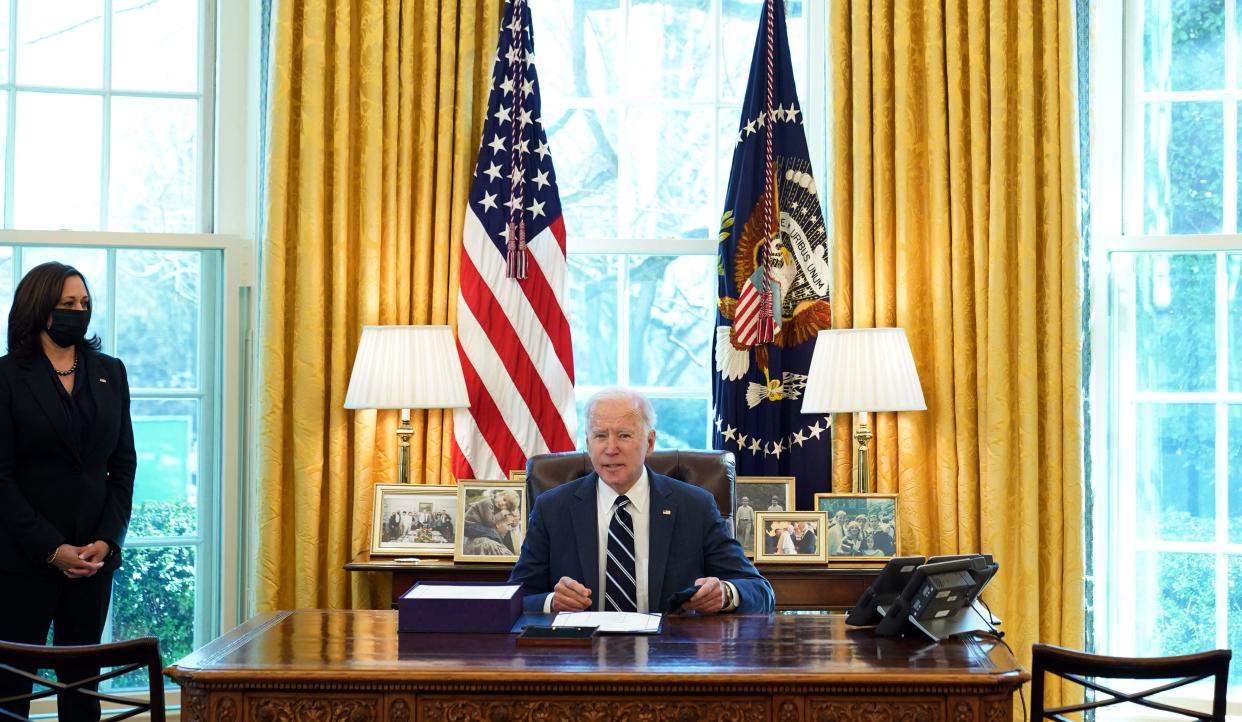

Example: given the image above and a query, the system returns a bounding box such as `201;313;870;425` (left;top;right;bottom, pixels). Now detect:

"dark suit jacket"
0;350;136;573
508;469;775;614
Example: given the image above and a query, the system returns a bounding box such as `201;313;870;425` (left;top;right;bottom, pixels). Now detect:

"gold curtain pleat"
831;0;1084;711
257;0;502;611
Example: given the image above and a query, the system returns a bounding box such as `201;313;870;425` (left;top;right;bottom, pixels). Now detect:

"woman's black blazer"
0;349;136;573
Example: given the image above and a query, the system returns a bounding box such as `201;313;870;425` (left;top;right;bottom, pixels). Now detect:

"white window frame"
1089;1;1242;717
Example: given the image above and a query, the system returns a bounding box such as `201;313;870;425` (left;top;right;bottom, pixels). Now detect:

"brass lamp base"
396;408;414;484
853;411;873;494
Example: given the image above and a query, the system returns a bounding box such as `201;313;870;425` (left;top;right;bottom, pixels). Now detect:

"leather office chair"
0;636;165;721
1030;643;1232;721
524;449;736;525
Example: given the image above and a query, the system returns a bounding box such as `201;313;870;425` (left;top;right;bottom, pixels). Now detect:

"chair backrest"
1030;642;1232;722
525;449;736;521
0;637;165;722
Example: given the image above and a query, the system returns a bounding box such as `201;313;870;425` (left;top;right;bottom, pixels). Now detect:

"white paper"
404;584;521;600
552;611;662;634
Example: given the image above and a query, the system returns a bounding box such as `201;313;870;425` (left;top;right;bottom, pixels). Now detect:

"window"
532;0;824;444
1091;0;1242;702
0;0;256;704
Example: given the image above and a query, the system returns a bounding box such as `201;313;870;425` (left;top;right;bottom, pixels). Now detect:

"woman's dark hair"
7;261;102;358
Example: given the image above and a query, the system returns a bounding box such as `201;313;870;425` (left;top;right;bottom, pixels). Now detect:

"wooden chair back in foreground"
1030;642;1232;721
0;636;165;721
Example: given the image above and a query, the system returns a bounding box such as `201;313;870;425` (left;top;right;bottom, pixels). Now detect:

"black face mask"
46;309;89;348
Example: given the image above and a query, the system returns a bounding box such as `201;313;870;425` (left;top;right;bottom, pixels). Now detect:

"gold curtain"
830;0;1084;708
257;0;502;611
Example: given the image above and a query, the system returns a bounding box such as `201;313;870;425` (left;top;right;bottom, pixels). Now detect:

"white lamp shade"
343;325;470;410
800;328;927;414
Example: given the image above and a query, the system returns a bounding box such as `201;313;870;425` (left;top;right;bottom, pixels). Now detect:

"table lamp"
344;325;470;484
800;328;926;493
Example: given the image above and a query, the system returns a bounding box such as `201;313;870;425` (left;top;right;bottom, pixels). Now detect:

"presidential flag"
712;0;831;511
453;0;577;481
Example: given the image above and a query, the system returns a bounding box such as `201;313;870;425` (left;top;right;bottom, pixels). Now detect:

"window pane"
1134;551;1216;657
0;90;7;221
115;249;201;388
1230;555;1242;688
112;0;199;92
16;0;103;88
132;399;199;522
109;544;196;689
1143;102;1223;235
1231;405;1242;545
14;92;102;231
626;255;713;387
0;0;8;84
649;395;709;449
627;0;711;100
627;108;714;239
1136;403;1215;543
18;247;110;347
0;247;11;344
1132;253;1216;392
543;107;619;239
109;98;198;232
1143;0;1225;91
568;254;619;386
1232;254;1242;391
530;0;620;99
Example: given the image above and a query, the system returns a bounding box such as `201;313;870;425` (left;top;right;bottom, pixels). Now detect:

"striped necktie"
604;495;638;612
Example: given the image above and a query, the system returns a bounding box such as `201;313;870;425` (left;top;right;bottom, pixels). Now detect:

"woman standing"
0;262;136;721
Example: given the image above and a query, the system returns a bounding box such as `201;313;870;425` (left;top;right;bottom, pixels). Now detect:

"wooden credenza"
345;552;883;611
166;610;1027;722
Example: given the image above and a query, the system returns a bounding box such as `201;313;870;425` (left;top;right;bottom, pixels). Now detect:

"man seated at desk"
509;387;775;615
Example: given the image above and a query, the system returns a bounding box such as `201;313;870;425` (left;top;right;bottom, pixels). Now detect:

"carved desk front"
166;610;1026;722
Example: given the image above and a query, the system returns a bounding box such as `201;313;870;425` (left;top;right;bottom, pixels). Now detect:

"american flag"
453;0;577;481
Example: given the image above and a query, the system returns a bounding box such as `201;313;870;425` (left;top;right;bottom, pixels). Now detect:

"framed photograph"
754;511;828;564
370;484;458;557
734;476;795;557
454;480;527;563
814;493;899;560
509;469;526;484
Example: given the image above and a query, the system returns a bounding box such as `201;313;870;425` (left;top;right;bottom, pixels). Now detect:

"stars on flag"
712;414;832;458
467;14;561;251
736;103;805;145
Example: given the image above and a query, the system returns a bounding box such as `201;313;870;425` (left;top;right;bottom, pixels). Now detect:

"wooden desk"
167;610;1026;721
345;552;882;611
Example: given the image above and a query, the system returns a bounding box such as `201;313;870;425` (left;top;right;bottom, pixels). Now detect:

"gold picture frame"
509;469;526;484
370;484;458;557
454;479;527;563
754;511;828;564
813;492;899;561
734;476;795;558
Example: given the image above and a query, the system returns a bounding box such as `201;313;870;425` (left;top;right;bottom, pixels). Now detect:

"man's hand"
49;544;104;579
683;577;725;614
551;576;593;612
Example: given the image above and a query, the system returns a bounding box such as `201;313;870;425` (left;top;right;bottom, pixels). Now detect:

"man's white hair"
583;386;657;434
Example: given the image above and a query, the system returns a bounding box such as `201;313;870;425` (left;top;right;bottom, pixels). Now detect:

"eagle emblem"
716;157;831;408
